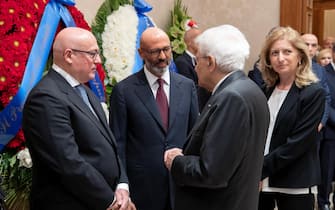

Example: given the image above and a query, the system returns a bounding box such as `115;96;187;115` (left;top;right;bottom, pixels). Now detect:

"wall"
324;9;335;38
75;0;280;71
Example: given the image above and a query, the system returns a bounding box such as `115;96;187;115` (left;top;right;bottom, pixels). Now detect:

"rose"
17;148;32;168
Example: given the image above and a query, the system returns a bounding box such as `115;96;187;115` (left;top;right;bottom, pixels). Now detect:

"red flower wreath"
0;0;106;151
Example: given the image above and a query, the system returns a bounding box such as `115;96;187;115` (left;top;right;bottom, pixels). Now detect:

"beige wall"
75;0;280;71
324;9;335;39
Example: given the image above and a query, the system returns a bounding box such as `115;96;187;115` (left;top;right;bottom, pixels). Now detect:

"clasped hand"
107;189;136;210
164;148;183;170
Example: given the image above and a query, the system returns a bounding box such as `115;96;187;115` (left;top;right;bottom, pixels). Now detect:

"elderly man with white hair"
164;25;270;210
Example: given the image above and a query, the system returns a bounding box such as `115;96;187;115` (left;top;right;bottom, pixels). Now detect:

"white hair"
195;25;250;72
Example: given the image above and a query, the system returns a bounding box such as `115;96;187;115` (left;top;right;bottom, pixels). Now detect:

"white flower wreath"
102;5;139;83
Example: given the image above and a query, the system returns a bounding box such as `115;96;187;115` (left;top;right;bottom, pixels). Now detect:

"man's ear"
208;55;216;71
64;49;73;64
138;48;144;59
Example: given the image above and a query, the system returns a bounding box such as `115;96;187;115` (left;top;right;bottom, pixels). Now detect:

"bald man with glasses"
109;27;199;210
23;27;135;210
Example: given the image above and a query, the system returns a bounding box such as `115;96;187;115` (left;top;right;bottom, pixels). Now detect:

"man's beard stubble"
146;59;171;76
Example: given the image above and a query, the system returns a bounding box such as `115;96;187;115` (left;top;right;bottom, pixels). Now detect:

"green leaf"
171;40;186;54
167;0;190;56
8;154;17;168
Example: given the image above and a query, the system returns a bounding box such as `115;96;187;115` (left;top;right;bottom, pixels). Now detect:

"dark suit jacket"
175;52;211;111
324;63;335;140
247;59;265;88
174;52;197;82
170;71;270;210
312;61;330;126
22;69;127;210
109;70;199;210
262;82;325;188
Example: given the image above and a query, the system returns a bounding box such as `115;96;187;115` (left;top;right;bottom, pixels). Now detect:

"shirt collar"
185;50;196;66
185;50;196;59
52;63;80;87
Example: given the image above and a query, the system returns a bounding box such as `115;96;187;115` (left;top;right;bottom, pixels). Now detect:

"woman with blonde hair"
258;26;325;210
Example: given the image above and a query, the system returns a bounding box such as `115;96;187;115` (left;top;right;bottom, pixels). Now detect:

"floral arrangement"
102;4;138;82
167;0;191;56
92;0;131;96
92;0;158;96
0;1;105;209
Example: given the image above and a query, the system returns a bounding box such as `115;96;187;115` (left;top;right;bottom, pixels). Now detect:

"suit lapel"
134;70;166;132
49;70;115;146
183;101;217;150
168;72;183;130
182;70;245;149
84;86;116;142
271;84;299;133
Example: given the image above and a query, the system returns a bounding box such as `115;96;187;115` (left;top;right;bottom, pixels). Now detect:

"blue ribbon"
132;0;154;73
132;0;177;73
0;0;105;149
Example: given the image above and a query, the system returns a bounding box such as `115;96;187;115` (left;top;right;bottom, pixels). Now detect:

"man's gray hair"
195;25;250;72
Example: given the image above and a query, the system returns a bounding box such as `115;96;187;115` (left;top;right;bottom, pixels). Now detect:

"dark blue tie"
75;84;98;118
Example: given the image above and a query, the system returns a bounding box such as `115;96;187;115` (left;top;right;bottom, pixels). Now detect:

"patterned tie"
75;84;98;118
156;78;169;131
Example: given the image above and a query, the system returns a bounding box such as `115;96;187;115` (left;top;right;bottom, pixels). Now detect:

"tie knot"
75;84;86;94
75;84;84;90
191;57;197;66
157;78;164;87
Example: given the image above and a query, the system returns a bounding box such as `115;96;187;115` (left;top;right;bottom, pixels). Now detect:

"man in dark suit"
301;33;330;132
175;28;211;111
318;60;335;210
22;27;133;210
248;59;265;88
109;27;199;210
164;25;270;210
301;34;332;210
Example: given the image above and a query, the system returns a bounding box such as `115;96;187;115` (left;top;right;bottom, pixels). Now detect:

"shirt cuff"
116;183;129;192
110;183;129;207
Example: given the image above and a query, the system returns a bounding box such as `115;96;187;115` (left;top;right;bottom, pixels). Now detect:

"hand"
127;199;137;210
107;189;130;210
164;148;183;170
107;198;136;210
318;123;323;132
107;202;120;210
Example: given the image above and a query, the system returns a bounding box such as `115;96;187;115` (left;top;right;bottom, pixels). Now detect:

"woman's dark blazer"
262;82;325;188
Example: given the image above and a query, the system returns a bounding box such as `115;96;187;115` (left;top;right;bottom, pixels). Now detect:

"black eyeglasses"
71;49;100;60
143;46;171;57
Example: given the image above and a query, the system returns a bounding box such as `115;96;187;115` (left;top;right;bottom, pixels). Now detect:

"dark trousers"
317;139;335;207
258;191;315;210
